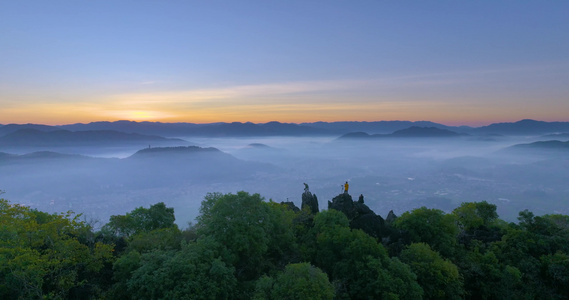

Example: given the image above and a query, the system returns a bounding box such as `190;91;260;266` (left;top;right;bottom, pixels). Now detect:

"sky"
1;1;568;126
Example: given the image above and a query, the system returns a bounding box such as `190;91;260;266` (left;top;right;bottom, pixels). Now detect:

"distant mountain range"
60;121;329;137
471;119;569;135
0;129;186;147
301;120;460;134
338;126;465;140
2;119;569;138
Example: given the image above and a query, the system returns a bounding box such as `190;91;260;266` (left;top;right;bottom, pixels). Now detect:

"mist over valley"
1;119;568;226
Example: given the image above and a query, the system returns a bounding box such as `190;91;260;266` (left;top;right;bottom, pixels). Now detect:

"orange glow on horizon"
1;99;568;127
2;111;567;127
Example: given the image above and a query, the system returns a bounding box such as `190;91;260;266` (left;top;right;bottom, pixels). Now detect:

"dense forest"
1;189;569;300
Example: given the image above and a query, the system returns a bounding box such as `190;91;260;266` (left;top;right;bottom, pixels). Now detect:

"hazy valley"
1;119;568;226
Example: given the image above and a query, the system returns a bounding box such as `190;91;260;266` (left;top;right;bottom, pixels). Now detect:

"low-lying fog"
1;134;567;227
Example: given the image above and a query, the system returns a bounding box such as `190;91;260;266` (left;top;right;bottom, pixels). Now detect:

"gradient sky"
1;1;568;126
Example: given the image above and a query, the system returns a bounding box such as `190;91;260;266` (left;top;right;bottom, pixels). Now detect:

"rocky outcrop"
385;210;397;225
280;201;300;213
328;193;387;238
302;191;319;214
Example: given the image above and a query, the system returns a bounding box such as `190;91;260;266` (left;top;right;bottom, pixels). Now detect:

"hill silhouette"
508;140;569;151
59;120;328;137
474;119;569;135
4;119;569;138
0;124;58;136
391;126;464;137
127;146;229;162
0;128;185;147
338;126;464;140
0;151;94;163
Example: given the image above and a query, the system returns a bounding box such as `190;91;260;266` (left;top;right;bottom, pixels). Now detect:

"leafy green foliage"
490;212;569;298
394;207;459;258
3;189;569;300
455;246;522;300
124;238;237;300
101;202;177;238
0;198;114;299
254;263;334;300
400;243;464;300
453;201;498;231
314;210;423;299
196;192;296;283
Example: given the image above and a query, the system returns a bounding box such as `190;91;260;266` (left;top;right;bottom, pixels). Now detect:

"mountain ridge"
3;119;569;137
0;128;186;147
338;126;465;140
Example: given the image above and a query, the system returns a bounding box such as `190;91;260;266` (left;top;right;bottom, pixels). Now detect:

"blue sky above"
1;1;568;125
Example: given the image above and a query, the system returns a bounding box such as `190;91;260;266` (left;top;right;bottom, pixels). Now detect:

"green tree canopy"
314;210;423;299
0;198;114;299
124;237;237;300
102;202;177;238
394;207;459;258
254;263;334;300
195;191;297;296
453;201;498;231
400;243;464;300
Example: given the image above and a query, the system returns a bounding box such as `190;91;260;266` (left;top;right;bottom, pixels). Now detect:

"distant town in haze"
2;0;569;298
2;118;568;225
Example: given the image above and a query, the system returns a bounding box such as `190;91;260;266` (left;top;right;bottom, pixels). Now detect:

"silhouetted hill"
59;120;205;136
508;140;569;151
1;146;277;197
0;151;98;166
0;129;185;147
6;119;569;138
302;120;460;134
20;151;90;160
338;126;464;140
391;126;464;137
339;132;373;139
474;119;569;135
128;146;225;159
246;143;272;149
0;124;58;136
59;120;328;137
121;146;277;186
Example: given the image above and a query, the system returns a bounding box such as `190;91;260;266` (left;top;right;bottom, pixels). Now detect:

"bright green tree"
124;237;237;300
455;244;522;300
0;198;114;299
195;192;297;296
394;207;459;258
453;201;498;231
102;202;177;238
253;263;334;300
314;210;423;299
400;243;464;300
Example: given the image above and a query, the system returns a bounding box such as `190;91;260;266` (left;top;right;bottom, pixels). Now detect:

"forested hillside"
2;189;568;299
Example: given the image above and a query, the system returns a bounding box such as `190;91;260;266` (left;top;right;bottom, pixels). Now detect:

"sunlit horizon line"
2;117;567;128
